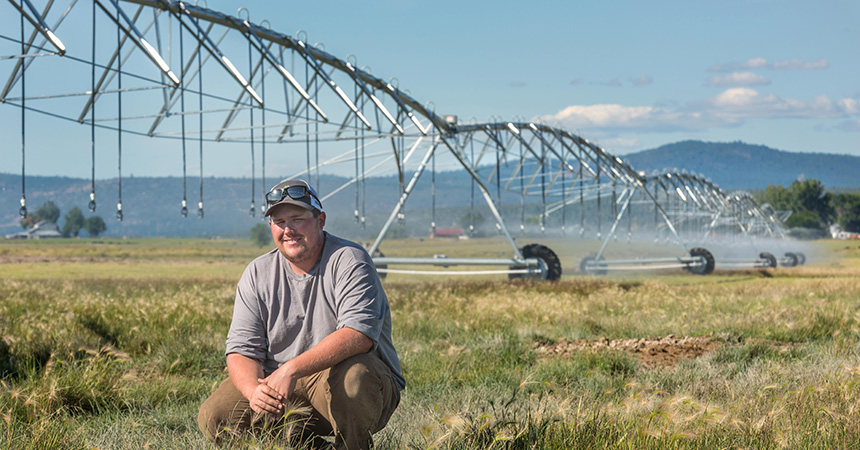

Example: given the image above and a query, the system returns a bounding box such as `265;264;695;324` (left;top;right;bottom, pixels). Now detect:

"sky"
1;0;858;179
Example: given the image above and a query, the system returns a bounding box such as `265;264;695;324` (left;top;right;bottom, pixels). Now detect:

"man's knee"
197;396;224;442
197;378;251;443
327;353;399;431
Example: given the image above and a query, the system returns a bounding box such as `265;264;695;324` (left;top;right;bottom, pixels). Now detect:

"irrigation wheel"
782;252;799;267
759;252;777;268
685;247;715;275
509;244;562;281
796;252;807;265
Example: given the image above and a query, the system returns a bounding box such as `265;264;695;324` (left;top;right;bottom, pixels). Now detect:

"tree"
788;179;834;227
35;201;61;223
83;216;107;237
756;184;791;211
62;206;85;237
20;200;61;228
760;179;836;230
833;193;860;233
250;223;271;247
785;210;822;229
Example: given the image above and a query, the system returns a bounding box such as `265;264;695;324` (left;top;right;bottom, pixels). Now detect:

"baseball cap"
264;179;324;216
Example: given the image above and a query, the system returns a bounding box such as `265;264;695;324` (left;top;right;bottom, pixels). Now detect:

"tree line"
756;179;860;233
21;201;107;237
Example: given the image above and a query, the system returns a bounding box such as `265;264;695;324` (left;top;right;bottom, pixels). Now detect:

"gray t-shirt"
225;232;405;390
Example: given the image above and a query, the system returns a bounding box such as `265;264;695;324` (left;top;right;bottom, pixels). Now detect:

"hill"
0;172;485;239
622;140;860;190
3;141;858;238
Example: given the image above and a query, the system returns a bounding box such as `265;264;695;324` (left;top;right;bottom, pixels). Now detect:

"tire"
579;253;607;276
759;252;777;268
509;244;562;281
782;252;798;267
685;247;715;275
796;252;806;265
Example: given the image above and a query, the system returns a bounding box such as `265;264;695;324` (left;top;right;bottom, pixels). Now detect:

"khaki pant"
198;352;400;450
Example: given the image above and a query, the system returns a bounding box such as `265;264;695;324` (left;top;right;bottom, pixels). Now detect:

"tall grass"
1;239;860;449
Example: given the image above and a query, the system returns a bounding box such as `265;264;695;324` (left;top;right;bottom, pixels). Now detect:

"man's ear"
318;211;327;229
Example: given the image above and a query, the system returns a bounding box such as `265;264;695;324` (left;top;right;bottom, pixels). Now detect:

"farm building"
4;221;63;240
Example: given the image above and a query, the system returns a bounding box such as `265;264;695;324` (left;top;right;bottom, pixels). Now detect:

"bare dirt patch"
534;335;719;369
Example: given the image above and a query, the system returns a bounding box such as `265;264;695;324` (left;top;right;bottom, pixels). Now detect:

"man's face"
268;203;326;272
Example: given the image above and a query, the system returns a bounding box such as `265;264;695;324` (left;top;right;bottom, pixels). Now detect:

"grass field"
2;237;860;449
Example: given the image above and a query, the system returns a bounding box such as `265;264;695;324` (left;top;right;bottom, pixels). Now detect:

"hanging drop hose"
469;137;475;234
248;38;255;218
561;165;566;235
260;59;266;217
197;29;204;219
579;148;584;236
540;140;546;234
519;138;525;233
116;6;123;222
88;0;96;213
354;81;360;223
315;106;320;190
430;148;436;235
305;62;310;184
360;95;366;228
180;25;188;218
596;164;602;239
19;14;26;217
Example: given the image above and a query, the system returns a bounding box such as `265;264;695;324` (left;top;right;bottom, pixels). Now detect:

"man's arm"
226;353;286;415
262;327;373;398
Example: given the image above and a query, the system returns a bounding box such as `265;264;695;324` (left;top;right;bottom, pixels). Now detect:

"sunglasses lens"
266;185;312;205
265;189;283;204
285;185;308;199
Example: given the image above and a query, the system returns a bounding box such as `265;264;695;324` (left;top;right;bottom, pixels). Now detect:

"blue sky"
2;0;858;179
233;0;857;155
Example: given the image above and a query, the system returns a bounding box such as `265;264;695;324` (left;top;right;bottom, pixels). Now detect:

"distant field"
2;237;860;449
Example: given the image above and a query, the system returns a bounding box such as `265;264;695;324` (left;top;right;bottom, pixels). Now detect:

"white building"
4;220;63;240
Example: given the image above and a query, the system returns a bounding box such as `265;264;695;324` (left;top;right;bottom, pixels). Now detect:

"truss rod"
94;0;179;85
7;0;66;55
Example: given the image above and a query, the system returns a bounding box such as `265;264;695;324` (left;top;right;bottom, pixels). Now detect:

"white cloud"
537;89;860;135
709;57;828;72
701;88;855;119
543;104;659;128
708;72;770;87
837;98;859;114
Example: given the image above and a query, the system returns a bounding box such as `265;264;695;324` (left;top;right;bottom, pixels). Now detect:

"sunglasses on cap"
265;184;323;210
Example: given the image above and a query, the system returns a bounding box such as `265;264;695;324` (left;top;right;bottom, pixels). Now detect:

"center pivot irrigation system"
2;0;806;280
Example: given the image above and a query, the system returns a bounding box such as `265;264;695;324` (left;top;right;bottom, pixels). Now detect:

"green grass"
2;238;860;449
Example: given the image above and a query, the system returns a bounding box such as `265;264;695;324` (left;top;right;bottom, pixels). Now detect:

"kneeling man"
198;179;404;450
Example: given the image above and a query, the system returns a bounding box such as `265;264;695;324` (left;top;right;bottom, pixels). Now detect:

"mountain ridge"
621;140;860;190
2;140;858;237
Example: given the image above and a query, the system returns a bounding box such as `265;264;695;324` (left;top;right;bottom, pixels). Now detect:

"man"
198;179;404;449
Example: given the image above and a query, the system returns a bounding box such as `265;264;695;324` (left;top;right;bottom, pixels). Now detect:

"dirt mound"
534;335;718;369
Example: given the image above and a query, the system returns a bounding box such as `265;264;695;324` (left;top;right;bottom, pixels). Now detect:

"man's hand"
262;327;373;399
247;378;286;416
226;353;286;416
261;366;299;401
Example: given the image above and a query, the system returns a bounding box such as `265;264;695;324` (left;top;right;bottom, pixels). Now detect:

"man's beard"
281;232;323;265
